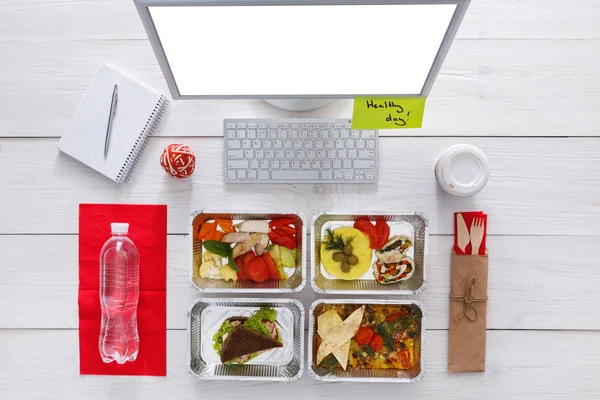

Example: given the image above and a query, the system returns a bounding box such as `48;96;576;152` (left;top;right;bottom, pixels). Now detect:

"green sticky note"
352;97;427;130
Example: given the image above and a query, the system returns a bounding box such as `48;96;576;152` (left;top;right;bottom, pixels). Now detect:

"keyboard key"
357;139;366;149
333;160;342;169
334;123;343;129
302;123;311;128
278;130;288;139
338;150;347;159
272;160;280;169
259;170;270;180
321;170;333;180
284;141;293;149
227;123;236;129
228;170;236;180
356;175;364;180
351;130;360;139
344;171;354;180
317;150;326;159
335;140;345;149
237;123;247;129
346;140;355;149
269;123;278;129
323;160;331;169
324;123;333;128
286;150;295;159
248;170;257;180
226;130;236;139
307;150;316;159
274;140;283;149
228;150;243;159
252;140;261;149
343;160;352;169
345;122;352;128
301;160;311;169
312;160;321;169
250;160;259;169
280;123;290;128
300;130;308;139
292;160;300;169
366;173;375;180
327;150;336;159
291;123;300;128
354;160;375;169
238;170;247;180
227;140;241;149
261;160;269;169
228;160;249;169
355;170;365;176
237;130;246;139
294;140;303;149
312;123;323;128
264;140;273;149
320;130;329;139
362;130;376;139
266;150;275;159
325;140;334;149
256;150;264;159
282;160;290;169
348;149;357;159
243;140;252;149
268;130;277;139
258;130;267;139
341;130;350;139
359;150;375;159
247;130;257;139
289;130;298;139
310;130;319;139
244;150;254;159
276;150;285;158
331;130;340;139
296;150;306;159
315;140;324;149
367;140;376;149
248;123;258;129
334;170;343;180
258;123;268;129
272;171;320;180
304;141;313;149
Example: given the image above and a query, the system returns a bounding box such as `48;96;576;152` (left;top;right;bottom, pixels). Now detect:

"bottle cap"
435;144;489;196
111;223;129;234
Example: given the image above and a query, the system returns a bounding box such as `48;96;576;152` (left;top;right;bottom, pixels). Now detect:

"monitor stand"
264;98;335;112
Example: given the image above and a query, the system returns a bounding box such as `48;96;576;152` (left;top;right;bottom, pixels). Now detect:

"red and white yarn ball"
160;143;196;179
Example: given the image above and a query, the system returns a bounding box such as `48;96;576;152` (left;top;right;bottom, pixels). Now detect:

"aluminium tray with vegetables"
190;211;306;292
311;212;428;294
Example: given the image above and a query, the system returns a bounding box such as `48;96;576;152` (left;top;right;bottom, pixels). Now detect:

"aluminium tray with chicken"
308;299;425;383
188;298;304;381
190;210;307;292
311;212;428;294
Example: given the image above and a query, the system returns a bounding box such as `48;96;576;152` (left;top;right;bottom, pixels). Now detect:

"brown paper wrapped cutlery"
448;250;489;372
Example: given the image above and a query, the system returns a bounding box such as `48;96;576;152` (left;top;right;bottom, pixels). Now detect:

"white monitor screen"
148;3;458;97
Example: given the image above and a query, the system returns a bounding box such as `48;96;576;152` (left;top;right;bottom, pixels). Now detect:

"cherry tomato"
268;230;296;250
355;326;375;346
261;253;280;280
353;219;380;249
246;257;270;283
370;334;384;351
375;219;390;249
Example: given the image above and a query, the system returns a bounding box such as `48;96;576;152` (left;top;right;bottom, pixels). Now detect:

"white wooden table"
1;1;600;398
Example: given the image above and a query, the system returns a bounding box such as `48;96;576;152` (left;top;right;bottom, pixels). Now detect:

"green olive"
343;244;353;256
346;254;359;266
333;252;346;261
341;261;351;273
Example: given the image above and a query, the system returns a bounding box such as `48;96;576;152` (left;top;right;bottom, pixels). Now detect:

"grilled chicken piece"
222;232;251;243
254;233;270;256
234;220;270;233
232;233;263;258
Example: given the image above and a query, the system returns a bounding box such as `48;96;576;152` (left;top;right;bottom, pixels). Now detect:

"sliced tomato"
369;334;384;351
269;218;295;228
398;349;411;368
273;224;296;236
353;219;379;249
269;230;296;250
234;254;249;280
374;219;390;249
246;257;270;283
355;326;375;346
261;253;280;280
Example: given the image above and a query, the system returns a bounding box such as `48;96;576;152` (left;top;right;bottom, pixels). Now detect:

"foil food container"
311;211;428;295
308;298;425;383
188;298;305;381
190;210;307;292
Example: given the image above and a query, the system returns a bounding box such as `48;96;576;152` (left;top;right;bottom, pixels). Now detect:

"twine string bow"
451;276;487;321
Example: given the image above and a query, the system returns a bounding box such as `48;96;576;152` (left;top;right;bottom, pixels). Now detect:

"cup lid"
436;144;489;196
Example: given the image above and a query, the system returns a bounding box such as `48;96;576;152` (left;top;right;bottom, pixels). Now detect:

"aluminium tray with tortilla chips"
311;211;428;294
190;210;307;293
188;298;304;381
308;299;425;383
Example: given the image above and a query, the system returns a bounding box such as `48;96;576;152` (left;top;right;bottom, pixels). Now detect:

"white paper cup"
435;144;490;196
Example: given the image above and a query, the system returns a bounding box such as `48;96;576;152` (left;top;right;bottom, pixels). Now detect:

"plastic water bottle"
99;222;140;364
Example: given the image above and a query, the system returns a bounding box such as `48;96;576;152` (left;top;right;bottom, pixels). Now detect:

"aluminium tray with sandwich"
190;210;307;292
308;299;425;383
188;298;304;381
311;212;428;294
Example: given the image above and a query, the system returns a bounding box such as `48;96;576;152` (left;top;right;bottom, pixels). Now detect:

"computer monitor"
134;0;470;110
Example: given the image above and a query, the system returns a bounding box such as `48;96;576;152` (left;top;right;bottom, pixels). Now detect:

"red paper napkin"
78;204;167;376
454;211;487;255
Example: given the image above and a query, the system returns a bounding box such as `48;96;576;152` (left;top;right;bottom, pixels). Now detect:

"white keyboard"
224;119;378;183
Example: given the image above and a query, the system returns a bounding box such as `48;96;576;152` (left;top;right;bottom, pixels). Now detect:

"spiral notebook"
58;64;168;183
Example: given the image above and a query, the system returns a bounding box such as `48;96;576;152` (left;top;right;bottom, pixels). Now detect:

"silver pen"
104;84;119;157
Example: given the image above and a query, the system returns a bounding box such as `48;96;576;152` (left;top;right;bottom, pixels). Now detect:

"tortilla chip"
317;310;350;370
316;305;365;364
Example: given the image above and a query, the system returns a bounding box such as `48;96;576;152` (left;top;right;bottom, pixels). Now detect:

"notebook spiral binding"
117;96;169;183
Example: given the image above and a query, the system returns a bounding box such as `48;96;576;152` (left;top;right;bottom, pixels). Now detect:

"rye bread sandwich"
212;308;282;364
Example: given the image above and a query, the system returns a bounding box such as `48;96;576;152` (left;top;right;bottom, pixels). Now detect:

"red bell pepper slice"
268;230;296;250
